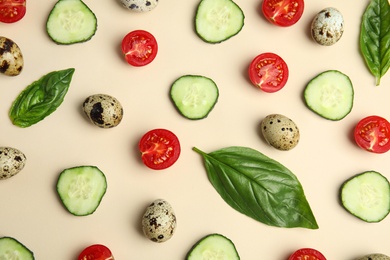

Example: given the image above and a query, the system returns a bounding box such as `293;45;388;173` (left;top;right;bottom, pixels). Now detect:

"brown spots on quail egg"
0;147;26;180
311;7;344;46
120;0;158;12
83;94;124;128
261;114;300;151
141;199;176;243
356;254;390;260
0;37;24;76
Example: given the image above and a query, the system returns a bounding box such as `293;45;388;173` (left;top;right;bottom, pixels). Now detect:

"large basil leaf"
9;68;75;127
193;146;319;229
360;0;390;86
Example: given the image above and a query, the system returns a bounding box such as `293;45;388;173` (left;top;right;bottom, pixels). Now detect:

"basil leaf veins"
193;146;319;229
360;0;390;86
9;68;75;127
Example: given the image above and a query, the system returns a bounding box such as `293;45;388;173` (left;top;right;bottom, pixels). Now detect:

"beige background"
1;0;390;259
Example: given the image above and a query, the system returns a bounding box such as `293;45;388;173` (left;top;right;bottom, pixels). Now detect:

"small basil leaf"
360;0;390;86
9;68;75;127
193;146;318;229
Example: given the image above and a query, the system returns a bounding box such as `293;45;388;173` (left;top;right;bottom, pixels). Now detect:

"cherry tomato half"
354;115;390;154
248;52;289;93
78;244;114;260
138;128;181;170
121;30;158;67
0;0;26;23
262;0;304;27
288;248;327;260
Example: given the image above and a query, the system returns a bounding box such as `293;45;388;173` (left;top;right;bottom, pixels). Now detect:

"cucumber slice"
56;165;107;216
0;237;34;260
170;75;219;120
195;0;244;43
341;171;390;223
46;0;97;45
304;70;354;121
186;233;240;260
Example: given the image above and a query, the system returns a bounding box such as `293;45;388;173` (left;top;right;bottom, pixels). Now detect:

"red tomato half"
138;128;181;170
248;52;289;93
288;248;327;260
121;30;158;67
262;0;304;27
0;0;26;23
78;244;114;260
354;115;390;154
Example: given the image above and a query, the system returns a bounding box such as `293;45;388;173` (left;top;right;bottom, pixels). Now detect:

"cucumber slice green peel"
341;171;390;223
0;237;34;260
56;165;107;216
46;0;97;45
170;75;219;120
195;0;245;43
186;233;240;260
304;70;354;121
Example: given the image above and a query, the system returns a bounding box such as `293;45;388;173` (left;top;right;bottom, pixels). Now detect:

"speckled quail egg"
141;199;176;243
82;94;124;128
356;254;390;260
0;36;24;76
311;7;344;46
0;147;26;180
260;114;300;151
120;0;158;12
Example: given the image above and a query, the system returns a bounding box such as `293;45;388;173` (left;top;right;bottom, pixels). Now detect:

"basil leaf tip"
193;146;319;229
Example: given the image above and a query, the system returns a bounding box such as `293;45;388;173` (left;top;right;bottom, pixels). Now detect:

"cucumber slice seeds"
46;0;97;45
304;70;354;121
341;171;390;223
56;165;107;216
195;0;245;43
0;237;34;260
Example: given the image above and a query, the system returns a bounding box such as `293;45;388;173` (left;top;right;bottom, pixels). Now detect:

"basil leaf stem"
360;0;390;86
193;146;319;229
9;68;75;127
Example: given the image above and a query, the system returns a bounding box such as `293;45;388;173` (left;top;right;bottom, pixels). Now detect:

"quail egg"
356;254;390;260
260;114;300;151
82;94;124;128
120;0;158;12
311;7;344;46
0;36;24;76
141;199;176;243
0;147;26;180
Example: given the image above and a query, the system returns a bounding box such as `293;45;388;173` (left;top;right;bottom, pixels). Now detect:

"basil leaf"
360;0;390;86
193;146;319;229
9;68;75;127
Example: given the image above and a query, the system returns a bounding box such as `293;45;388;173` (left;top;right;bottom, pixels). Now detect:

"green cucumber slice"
0;237;34;260
186;233;240;260
195;0;244;43
56;165;107;216
170;75;219;120
341;171;390;223
304;70;354;121
46;0;97;45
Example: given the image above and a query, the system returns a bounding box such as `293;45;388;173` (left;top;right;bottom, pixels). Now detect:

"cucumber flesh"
56;165;107;216
341;171;390;223
304;70;354;121
47;0;97;45
186;233;240;260
170;75;219;120
0;237;34;260
195;0;244;43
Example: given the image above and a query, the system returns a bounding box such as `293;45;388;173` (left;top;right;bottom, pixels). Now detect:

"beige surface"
1;0;390;259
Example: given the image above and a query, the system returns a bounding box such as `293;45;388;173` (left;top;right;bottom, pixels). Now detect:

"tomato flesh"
138;128;181;170
121;30;158;67
288;248;326;260
248;52;288;93
0;0;26;23
78;244;114;260
262;0;304;27
354;115;390;154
